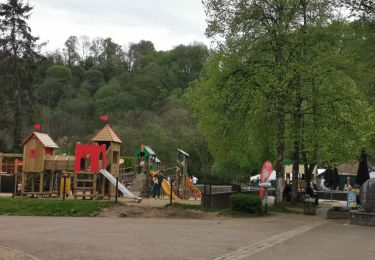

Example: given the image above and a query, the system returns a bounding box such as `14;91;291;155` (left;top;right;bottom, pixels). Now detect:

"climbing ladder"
74;172;96;199
99;169;141;203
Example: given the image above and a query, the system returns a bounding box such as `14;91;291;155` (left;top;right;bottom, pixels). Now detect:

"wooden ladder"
74;172;96;199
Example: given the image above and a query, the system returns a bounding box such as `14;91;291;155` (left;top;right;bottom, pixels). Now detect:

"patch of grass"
0;198;114;217
167;203;217;212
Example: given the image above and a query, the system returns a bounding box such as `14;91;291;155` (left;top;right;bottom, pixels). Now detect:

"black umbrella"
323;167;339;190
357;151;370;186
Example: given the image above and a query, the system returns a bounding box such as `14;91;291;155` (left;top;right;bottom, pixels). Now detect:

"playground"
0;123;202;205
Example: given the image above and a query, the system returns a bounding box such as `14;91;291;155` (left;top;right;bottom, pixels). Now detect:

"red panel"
45;148;53;156
74;143;107;173
29;149;39;158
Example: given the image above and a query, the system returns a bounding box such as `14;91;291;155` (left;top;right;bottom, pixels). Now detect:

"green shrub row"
231;194;262;214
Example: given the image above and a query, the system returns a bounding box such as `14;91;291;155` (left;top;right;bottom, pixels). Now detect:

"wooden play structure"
0;124;140;201
19;132;62;197
134;144;161;197
0;153;23;192
133;145;200;199
1;123;199;202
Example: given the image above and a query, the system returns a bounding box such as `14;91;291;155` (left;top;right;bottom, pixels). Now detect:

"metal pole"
170;178;173;206
13;174;17;198
265;188;268;214
63;175;66;201
203;180;207;207
115;177;119;203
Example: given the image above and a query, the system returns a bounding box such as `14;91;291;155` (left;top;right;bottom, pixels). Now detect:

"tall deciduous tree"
192;0;371;203
64;36;80;67
199;0;310;203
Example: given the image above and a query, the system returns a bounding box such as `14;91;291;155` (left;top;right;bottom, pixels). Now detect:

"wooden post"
31;173;35;193
21;172;25;196
83;175;86;200
12;174;17;198
92;174;96;200
39;172;44;196
63;175;66;201
101;175;105;199
203;180;207;207
170;178;173;206
49;173;54;197
73;173;77;199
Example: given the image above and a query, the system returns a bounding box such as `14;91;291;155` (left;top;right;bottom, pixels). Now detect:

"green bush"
231;194;262;214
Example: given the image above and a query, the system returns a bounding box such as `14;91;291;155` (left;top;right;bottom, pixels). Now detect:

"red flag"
33;124;41;131
99;115;109;121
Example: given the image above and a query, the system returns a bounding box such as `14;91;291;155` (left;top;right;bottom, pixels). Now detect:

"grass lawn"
0;197;115;217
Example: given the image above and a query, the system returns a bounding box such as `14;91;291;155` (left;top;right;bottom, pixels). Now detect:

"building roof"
91;124;122;143
284;164;305;174
178;149;190;157
144;146;155;155
337;162;359;176
134;144;156;158
20;132;59;149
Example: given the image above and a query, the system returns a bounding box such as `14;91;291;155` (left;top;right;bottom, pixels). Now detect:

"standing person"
152;174;158;198
157;171;164;199
192;175;198;185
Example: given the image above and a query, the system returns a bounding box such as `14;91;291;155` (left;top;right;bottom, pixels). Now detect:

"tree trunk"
275;105;285;204
291;94;303;202
291;141;299;202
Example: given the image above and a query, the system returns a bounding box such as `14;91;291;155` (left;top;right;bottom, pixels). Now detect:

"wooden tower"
19;132;59;196
92;124;122;197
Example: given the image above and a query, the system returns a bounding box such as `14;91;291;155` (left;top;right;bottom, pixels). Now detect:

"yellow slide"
184;176;201;198
162;179;180;200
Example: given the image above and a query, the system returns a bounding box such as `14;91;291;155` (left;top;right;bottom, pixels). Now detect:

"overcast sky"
23;0;210;51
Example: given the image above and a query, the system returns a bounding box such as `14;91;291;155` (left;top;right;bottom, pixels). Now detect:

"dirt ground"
99;204;218;219
99;197;214;219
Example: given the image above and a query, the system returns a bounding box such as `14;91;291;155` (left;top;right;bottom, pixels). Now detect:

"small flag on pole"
33;124;41;131
99;115;109;121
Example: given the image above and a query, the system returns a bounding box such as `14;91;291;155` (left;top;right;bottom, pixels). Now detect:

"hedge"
231;194;262;214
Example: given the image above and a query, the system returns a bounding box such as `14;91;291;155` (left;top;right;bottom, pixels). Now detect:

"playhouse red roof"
20;132;59;149
91;124;122;143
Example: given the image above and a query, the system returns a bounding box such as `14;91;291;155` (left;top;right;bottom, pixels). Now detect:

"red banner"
259;160;273;199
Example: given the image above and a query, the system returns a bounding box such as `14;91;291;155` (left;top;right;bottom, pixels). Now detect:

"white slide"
99;169;142;203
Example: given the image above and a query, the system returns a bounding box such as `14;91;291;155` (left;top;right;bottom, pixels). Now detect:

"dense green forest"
0;0;212;180
0;0;374;189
